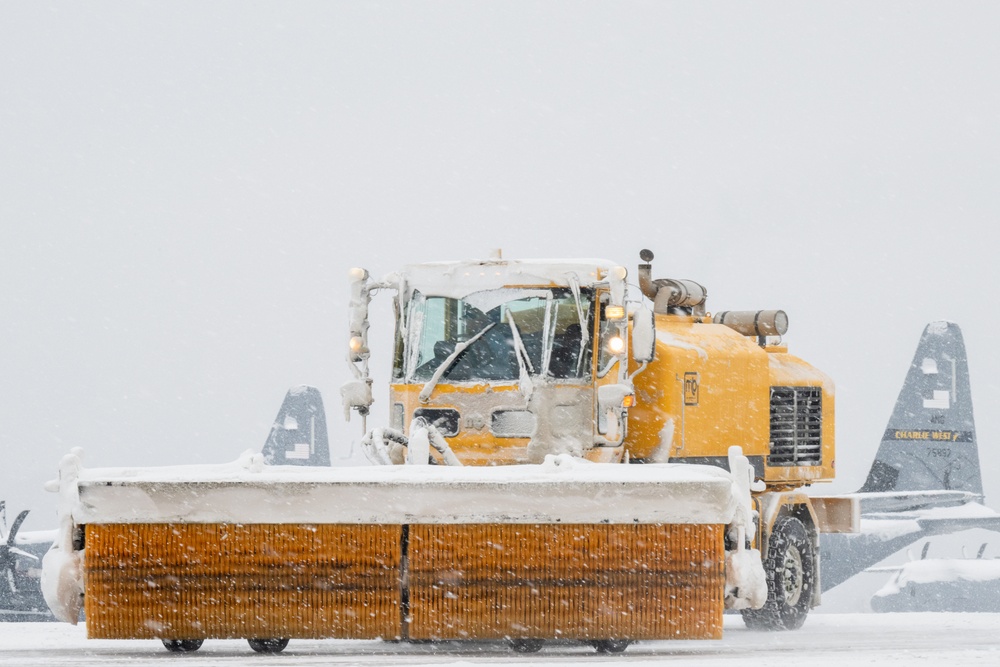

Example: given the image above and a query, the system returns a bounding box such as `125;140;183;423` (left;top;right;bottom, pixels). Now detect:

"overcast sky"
2;0;999;553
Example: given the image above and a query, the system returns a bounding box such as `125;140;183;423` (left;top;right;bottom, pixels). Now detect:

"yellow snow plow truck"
42;250;856;654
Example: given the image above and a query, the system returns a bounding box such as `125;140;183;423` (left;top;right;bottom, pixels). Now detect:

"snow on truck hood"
68;452;739;526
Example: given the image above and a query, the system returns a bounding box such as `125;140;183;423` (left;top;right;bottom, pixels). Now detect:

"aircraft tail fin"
262;386;330;467
859;321;981;496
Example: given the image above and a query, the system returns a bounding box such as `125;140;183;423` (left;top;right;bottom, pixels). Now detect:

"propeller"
0;510;34;599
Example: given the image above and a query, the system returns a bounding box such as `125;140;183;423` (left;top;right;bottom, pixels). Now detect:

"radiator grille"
769;386;823;466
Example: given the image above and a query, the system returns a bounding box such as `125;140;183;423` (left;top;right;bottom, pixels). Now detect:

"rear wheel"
247;637;289;653
741;516;815;631
509;638;544;653
162;639;203;652
591;639;630;653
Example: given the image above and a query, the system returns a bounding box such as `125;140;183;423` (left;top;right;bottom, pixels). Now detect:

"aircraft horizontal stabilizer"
850;490;982;515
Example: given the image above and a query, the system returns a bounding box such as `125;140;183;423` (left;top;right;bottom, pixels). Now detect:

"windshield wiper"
506;311;535;400
539;292;554;377
568;276;589;376
418;323;496;403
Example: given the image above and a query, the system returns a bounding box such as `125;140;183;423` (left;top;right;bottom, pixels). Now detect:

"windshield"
404;288;593;383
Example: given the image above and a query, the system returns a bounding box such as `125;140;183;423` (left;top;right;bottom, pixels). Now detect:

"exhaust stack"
637;249;708;316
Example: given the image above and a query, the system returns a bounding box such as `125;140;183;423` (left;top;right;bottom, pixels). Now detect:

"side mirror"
632;307;655;364
348;267;371;363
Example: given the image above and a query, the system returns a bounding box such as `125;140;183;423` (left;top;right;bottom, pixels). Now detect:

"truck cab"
348;258;635;465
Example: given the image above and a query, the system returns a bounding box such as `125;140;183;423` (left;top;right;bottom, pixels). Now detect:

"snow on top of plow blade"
42;448;768;621
57;450;740;526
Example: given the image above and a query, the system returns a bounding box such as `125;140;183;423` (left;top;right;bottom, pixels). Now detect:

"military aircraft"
867;541;1000;612
819;321;1000;593
0;386;330;621
0;503;55;621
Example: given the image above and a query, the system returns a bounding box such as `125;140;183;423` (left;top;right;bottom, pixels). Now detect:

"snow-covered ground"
2;614;998;666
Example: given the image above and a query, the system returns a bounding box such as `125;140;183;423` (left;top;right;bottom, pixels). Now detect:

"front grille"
491;410;536;438
769;386;822;466
413;408;459;436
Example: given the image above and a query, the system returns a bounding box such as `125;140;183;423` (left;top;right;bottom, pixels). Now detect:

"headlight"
604;305;625;320
607;335;625;354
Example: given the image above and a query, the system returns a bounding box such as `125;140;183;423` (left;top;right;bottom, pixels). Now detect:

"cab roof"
397;258;619;299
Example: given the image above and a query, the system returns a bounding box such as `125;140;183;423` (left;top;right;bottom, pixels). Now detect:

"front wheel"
591;639;630;653
162;639;203;652
509;638;544;653
741;515;815;631
248;637;289;653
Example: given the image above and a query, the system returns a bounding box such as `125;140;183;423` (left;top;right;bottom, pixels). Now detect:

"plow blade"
47;452;743;643
83;522;724;642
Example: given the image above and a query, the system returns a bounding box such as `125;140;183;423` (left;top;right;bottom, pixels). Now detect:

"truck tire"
509;638;544;653
741;516;815;631
591;639;631;653
161;639;203;652
247;637;289;653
